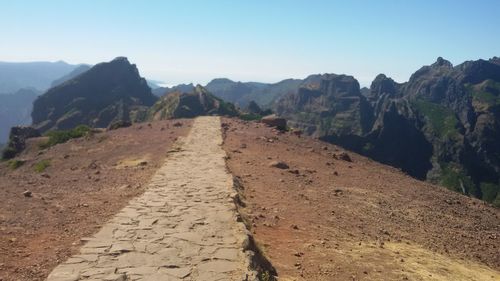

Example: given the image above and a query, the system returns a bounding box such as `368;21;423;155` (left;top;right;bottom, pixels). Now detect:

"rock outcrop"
261;115;287;130
146;85;238;120
31;57;157;132
1;126;40;159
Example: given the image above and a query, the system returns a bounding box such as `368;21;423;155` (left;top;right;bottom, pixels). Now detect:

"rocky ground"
222;118;500;281
0;120;191;281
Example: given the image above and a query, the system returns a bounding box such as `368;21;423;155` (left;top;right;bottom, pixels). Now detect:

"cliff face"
276;58;500;205
32;57;157;132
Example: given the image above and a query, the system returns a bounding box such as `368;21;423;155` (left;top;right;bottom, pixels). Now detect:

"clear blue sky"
1;0;499;86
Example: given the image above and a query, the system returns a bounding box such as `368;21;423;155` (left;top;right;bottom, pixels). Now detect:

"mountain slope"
31;57;157;132
50;64;91;87
223;118;500;280
276;57;500;205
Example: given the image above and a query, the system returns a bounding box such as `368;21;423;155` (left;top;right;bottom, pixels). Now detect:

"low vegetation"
39;125;91;149
413;100;459;140
7;159;25;169
466;80;500;106
34;159;51;173
239;113;263;121
479;182;500;204
439;164;477;196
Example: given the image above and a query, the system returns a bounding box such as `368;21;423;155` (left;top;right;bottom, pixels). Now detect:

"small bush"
2;146;17;160
480;182;499;203
7;159;25;169
239;113;262;121
34;159;50;173
260;271;276;281
39;125;91;149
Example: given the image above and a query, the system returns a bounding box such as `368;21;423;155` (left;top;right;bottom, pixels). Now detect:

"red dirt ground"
222;118;500;281
0;119;191;281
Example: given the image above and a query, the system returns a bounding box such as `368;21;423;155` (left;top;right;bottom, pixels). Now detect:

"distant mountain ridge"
50;64;92;87
0;88;40;142
152;83;195;97
0;61;83;93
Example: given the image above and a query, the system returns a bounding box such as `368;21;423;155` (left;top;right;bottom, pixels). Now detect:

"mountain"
0;88;40;143
146;85;238;120
152;83;195;97
204;78;303;108
276;57;500;205
203;74;346;108
31;57;157;132
0;61;82;93
50;64;92;87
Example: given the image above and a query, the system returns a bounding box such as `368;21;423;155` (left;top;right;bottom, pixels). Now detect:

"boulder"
2;126;40;160
108;120;132;130
269;161;289;169
337;152;352;162
261;115;287;130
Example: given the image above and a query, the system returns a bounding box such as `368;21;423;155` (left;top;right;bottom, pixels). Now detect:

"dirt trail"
46;116;256;281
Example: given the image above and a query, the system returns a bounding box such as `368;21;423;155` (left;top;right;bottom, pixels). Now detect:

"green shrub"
7;159;25;169
480;182;499;203
239;113;262;121
493;193;500;208
412;99;459;139
34;159;51;173
39;125;91;149
439;164;476;195
260;271;276;281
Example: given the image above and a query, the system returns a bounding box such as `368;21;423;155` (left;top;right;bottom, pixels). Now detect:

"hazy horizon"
1;0;499;87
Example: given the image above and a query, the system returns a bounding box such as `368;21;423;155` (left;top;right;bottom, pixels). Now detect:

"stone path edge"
221;123;278;280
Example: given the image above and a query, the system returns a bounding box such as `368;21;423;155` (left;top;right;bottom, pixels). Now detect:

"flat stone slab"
47;117;256;281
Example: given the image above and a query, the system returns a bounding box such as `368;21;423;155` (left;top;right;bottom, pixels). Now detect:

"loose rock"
269;161;289;169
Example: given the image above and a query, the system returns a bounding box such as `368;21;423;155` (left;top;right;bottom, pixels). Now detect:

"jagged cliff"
276;57;500;205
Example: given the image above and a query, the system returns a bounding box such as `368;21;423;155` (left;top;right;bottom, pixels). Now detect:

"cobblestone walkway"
47;117;256;281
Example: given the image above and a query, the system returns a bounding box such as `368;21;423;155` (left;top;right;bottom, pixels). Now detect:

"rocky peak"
432;57;453;69
319;74;360;97
370;74;398;98
490;56;500;65
458;59;500;84
209;78;234;84
111;56;130;63
32;57;157;132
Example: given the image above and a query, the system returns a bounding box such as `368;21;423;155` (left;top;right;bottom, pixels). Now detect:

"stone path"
47;117;257;281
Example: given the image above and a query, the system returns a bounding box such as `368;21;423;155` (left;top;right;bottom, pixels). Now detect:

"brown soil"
222;118;500;281
0;120;191;281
